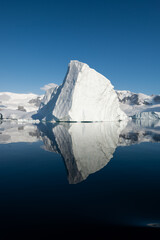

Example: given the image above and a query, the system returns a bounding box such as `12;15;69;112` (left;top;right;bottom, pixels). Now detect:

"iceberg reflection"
38;122;125;184
1;120;160;184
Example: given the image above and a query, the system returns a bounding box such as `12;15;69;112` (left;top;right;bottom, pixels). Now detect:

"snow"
116;90;153;105
0;61;159;123
117;90;160;119
0;92;43;112
0;109;40;123
0;92;43;121
36;60;127;122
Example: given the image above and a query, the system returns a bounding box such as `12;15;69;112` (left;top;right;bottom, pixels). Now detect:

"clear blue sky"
0;0;160;95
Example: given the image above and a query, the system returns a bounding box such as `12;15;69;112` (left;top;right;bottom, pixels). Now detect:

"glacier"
36;60;127;122
0;92;43;122
116;90;160;119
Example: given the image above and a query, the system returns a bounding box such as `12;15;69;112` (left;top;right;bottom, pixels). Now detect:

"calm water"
0;120;160;237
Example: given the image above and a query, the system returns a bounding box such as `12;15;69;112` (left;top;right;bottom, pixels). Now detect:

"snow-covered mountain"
0;92;43;111
116;90;154;105
0;92;43;120
35;60;127;122
116;90;160;118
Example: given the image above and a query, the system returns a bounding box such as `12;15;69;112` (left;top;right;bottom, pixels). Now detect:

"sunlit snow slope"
116;90;160;119
36;60;127;122
0;92;43;120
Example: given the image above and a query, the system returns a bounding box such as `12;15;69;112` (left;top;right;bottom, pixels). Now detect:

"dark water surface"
0;120;160;238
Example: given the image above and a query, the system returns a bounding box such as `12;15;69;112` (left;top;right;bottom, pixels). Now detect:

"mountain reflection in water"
1;120;160;238
0;120;160;184
38;122;125;184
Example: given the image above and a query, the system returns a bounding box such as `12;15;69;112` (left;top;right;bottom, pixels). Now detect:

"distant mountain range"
0;92;43;120
116;90;160;106
116;90;160;118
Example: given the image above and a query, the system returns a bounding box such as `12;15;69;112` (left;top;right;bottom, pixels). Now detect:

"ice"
0;109;39;122
117;90;160;118
39;84;58;109
0;92;43;121
0;92;43;112
1;61;159;122
36;60;127;122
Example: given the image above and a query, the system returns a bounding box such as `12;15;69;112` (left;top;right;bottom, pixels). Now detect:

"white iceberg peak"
69;59;88;68
36;60;127;122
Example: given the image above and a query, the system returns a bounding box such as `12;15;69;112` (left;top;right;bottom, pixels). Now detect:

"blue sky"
0;0;160;95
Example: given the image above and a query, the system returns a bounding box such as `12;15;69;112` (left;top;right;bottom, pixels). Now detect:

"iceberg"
39;83;58;109
36;60;127;122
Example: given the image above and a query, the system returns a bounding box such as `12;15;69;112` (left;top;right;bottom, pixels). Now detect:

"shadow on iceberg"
37;122;125;184
33;60;127;122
